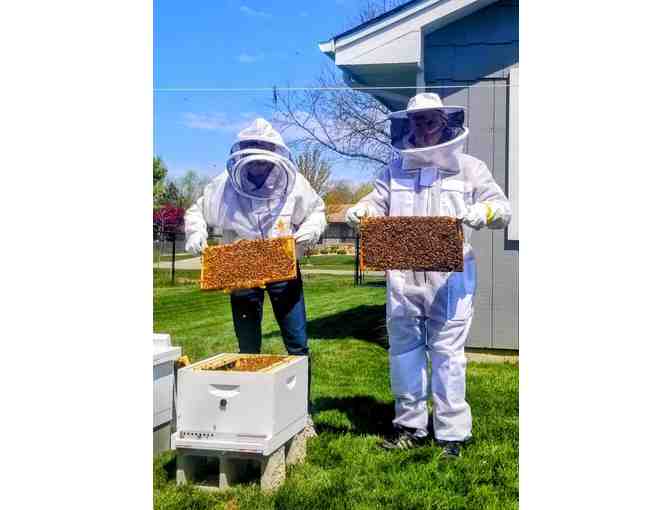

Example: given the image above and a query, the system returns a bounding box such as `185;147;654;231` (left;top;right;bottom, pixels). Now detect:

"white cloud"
240;6;271;18
182;112;253;133
237;52;264;63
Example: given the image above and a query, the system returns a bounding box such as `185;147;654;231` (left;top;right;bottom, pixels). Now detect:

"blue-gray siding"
425;0;518;349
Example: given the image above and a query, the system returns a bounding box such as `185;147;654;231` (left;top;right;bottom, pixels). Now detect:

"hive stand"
176;427;308;493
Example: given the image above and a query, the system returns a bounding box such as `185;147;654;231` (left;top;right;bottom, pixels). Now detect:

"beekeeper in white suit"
184;118;326;435
346;93;511;459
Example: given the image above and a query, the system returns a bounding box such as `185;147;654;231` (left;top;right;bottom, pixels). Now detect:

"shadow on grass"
154;451;177;486
358;279;386;288
261;304;388;347
306;305;388;347
313;395;395;436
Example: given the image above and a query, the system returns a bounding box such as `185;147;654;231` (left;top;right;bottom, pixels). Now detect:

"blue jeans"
230;267;311;407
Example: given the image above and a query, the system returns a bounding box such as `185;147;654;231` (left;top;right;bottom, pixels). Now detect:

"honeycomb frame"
200;237;297;292
359;216;464;272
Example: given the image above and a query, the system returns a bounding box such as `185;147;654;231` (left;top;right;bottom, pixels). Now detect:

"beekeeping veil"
388;93;468;170
226;118;297;200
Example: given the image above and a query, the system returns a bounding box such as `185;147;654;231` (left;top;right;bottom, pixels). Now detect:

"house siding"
424;0;518;349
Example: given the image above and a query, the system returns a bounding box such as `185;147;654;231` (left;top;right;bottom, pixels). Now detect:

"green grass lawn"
154;274;518;510
300;254;355;272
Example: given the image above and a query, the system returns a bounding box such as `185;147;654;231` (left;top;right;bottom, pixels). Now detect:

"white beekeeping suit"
346;93;511;444
184;118;327;256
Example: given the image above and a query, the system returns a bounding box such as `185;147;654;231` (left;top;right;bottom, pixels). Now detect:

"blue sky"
154;0;374;183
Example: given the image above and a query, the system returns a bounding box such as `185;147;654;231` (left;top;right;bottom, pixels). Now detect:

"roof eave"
318;39;335;58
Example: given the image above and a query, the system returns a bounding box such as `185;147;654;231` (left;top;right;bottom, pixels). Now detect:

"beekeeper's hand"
462;203;493;230
185;232;208;255
345;204;370;228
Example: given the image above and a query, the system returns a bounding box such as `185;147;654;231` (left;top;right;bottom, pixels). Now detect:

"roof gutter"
318;39;335;58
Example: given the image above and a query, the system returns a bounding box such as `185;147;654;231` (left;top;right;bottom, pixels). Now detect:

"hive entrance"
360;216;464;272
198;355;290;372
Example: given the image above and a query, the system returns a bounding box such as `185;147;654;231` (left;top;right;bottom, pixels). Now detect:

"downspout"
416;28;425;93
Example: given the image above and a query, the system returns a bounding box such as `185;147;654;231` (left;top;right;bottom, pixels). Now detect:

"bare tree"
352;0;409;26
163;170;210;209
296;147;332;198
353;182;374;202
178;170;210;208
272;1;413;174
324;179;356;207
273;66;395;172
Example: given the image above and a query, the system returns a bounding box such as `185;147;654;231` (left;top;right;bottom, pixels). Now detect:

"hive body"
154;333;181;456
173;353;308;456
200;237;296;291
360;216;464;272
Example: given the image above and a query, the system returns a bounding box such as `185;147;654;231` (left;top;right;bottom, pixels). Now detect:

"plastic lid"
153;333;182;365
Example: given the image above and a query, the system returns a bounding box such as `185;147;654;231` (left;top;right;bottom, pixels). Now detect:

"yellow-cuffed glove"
463;203;494;230
345;204;370;228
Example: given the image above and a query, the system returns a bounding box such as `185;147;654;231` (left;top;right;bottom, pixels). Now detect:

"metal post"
171;232;176;285
354;234;359;287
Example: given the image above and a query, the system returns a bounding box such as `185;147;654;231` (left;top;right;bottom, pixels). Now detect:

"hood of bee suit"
388;93;468;170
226;118;297;200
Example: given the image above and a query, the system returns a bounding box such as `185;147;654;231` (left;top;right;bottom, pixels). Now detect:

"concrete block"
175;426;308;493
218;456;240;490
260;446;285;493
285;428;307;466
176;453;197;485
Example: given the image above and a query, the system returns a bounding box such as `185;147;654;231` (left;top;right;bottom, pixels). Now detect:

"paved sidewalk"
154;257;385;276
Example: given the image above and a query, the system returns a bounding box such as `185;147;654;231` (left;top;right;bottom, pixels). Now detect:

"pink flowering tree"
153;203;185;236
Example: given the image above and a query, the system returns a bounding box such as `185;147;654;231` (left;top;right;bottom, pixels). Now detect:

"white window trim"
507;67;519;241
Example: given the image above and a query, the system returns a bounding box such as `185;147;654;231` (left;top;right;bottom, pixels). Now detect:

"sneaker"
304;415;318;438
381;426;427;450
436;440;468;461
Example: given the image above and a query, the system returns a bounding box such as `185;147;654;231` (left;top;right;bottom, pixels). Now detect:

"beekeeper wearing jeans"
346;93;511;459
184;118;326;435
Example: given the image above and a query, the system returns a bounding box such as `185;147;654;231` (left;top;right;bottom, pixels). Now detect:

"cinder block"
175;427;309;493
260;446;286;493
285;428;308;466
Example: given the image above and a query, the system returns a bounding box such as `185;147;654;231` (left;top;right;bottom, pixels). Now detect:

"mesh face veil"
226;142;297;200
390;109;466;151
389;108;468;169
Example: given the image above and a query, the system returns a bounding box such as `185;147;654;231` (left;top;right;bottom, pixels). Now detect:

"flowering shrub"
153;203;185;234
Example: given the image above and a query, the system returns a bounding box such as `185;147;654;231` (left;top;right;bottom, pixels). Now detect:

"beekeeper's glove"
294;230;319;259
345;204;370;228
462;203;494;230
185;232;208;255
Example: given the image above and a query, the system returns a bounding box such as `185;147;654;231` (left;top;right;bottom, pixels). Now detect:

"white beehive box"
172;353;308;455
153;333;182;429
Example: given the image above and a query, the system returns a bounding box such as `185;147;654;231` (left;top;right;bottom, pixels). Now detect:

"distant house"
319;0;519;350
320;204;357;244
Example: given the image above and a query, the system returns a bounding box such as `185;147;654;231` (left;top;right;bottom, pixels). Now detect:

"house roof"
319;0;496;55
326;204;356;224
318;0;500;110
321;0;420;45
